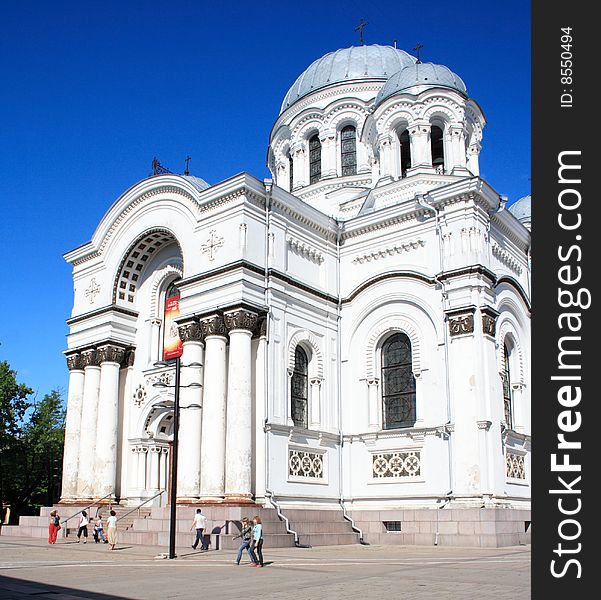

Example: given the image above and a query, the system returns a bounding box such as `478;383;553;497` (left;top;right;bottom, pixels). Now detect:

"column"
224;308;258;502
199;314;228;500
60;353;85;501
366;378;380;430
149;319;161;365
409;122;432;168
137;447;148;490
254;318;267;504
309;377;323;428
449;126;468;171
149;447;160;491
77;349;101;498
467;141;481;176
94;344;125;499
321;130;336;178
176;319;204;501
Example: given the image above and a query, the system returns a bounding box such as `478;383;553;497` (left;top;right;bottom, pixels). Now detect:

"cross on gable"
85;278;101;304
201;230;224;261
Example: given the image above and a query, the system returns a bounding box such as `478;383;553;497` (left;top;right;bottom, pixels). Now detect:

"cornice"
66;304;139;326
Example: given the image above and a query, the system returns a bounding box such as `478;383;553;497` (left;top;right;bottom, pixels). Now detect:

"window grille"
309;134;321;184
341;125;357;176
291;346;309;428
503;345;514;429
381;333;416;429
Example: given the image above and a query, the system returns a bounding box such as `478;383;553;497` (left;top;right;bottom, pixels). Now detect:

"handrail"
340;499;368;545
113;490;164;523
60;492;114;527
266;490;311;548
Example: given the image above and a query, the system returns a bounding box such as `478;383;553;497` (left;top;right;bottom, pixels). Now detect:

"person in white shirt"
190;509;208;550
107;510;118;551
76;511;89;543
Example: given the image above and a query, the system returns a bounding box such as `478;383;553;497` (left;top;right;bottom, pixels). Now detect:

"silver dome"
375;62;467;105
182;175;210;192
281;45;417;114
508;194;531;228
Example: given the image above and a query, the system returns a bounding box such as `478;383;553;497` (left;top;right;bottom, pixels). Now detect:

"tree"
0;361;65;524
0;361;33;526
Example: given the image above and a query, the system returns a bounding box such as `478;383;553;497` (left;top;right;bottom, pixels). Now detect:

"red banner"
163;288;183;360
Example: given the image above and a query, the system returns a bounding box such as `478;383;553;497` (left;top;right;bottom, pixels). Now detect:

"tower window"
341;125;357;176
381;333;416;429
431;125;444;172
399;129;411;177
291;346;309;428
288;152;294;191
309;134;321;184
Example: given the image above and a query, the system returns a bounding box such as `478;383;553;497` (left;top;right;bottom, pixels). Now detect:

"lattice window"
341;125;357;176
372;451;421;478
288;449;324;479
381;333;416;429
502;345;514;429
309;134;321;184
291;346;308;428
506;452;525;479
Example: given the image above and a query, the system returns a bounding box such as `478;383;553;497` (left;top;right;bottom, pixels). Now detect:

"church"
60;43;531;547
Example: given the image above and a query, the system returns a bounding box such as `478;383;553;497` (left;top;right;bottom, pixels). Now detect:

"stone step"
282;509;349;523
286;521;355;534
297;532;359;546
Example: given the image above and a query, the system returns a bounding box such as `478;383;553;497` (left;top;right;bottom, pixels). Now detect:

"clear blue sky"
0;0;530;401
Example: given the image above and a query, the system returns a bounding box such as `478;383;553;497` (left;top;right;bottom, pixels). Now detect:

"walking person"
249;515;264;567
233;517;256;565
76;510;89;543
107;509;118;550
48;510;61;544
93;514;108;544
190;508;208;550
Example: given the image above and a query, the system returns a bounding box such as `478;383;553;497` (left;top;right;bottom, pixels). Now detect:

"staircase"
1;504;359;549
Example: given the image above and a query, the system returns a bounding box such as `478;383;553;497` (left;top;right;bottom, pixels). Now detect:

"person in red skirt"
48;510;61;544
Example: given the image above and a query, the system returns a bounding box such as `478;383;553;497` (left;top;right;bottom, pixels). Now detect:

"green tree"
0;361;65;524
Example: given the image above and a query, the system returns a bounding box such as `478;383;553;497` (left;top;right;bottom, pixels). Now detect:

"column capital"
199;314;227;337
81;348;101;368
445;306;477;337
178;319;205;343
224;308;258;333
97;344;126;365
124;348;136;368
66;352;83;371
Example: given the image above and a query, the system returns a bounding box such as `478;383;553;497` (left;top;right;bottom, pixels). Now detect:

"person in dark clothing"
233;517;257;565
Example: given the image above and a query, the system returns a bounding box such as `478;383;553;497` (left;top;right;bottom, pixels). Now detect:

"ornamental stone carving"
97;344;126;365
446;308;476;337
199;314;227;337
258;316;268;338
372;451;421;478
481;308;499;337
81;349;100;368
177;319;204;343
66;353;83;371
506;452;526;480
224;308;258;333
125;349;136;367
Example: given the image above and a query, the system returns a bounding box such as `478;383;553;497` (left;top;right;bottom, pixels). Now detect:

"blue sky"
0;0;530;400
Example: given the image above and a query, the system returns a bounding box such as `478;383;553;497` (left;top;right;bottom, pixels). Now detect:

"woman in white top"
76;511;89;543
107;509;118;550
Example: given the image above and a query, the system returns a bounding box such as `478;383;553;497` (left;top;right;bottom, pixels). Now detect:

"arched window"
309;134;321;184
502;345;514;429
163;283;182;361
399;129;411;177
291;346;309;428
341;125;357;176
288;151;294;191
381;333;416;429
431;125;444;172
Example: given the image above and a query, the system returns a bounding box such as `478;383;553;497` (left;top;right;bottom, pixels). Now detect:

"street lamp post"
153;357;202;559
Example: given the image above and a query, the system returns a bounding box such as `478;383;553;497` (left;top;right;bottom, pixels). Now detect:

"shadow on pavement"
0;574;133;599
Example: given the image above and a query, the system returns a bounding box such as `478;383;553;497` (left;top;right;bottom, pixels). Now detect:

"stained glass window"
341;125;357;176
291;346;309;428
381;333;416;429
503;345;514;429
309;134;321;184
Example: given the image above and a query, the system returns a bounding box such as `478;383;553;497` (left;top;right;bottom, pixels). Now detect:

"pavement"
0;536;530;600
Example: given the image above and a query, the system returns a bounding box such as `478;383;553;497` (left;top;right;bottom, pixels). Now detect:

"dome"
280;45;417;114
508;194;531;228
375;62;467;106
182;175;210;192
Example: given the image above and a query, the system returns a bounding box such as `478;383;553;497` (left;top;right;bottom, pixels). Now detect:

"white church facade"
60;44;531;546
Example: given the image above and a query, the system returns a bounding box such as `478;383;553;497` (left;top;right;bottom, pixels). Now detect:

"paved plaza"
0;536;530;599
